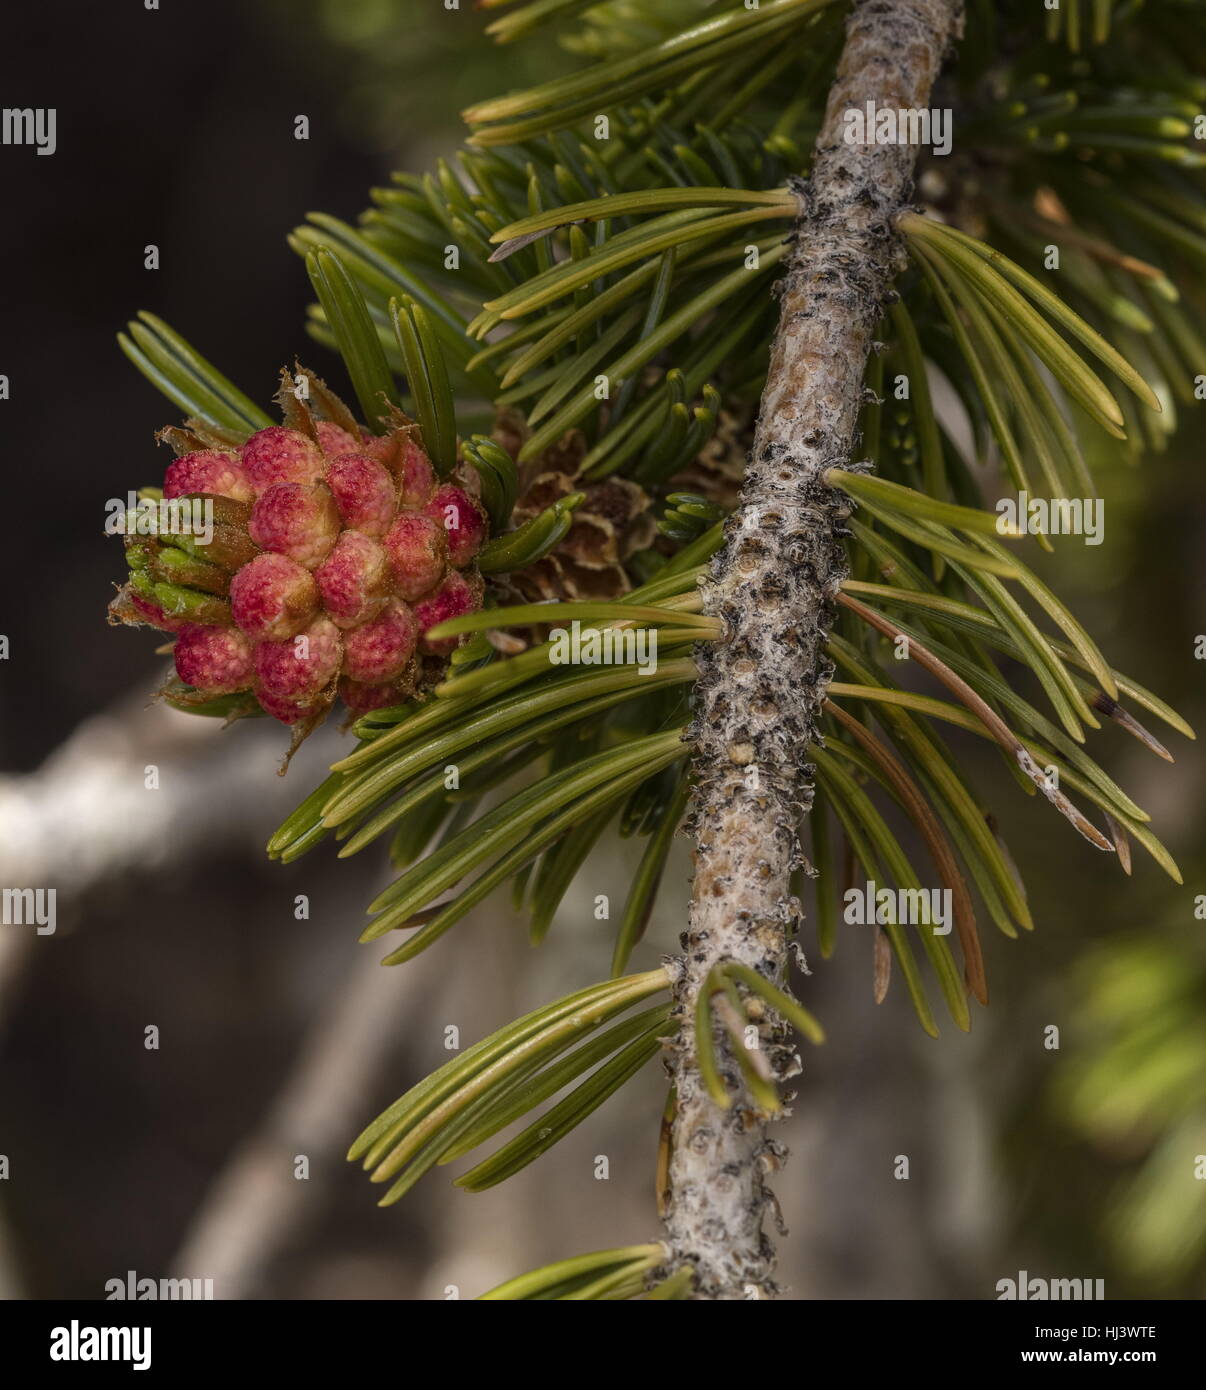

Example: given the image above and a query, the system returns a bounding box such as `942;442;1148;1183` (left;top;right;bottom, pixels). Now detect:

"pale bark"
660;0;964;1299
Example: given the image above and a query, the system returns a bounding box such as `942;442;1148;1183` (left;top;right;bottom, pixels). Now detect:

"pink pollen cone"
163;451;254;504
314;530;390;628
127;590;191;633
253;616;342;700
255;689;328;727
173;624;254;695
230;552;319;642
240;426;325;494
315;420;360;457
341;598;419;685
248;482;341;569
381;512;448;601
398;441;436;506
361;434;436;505
414;571;481;655
326;453;397;537
339;675;414;715
425;485;486;567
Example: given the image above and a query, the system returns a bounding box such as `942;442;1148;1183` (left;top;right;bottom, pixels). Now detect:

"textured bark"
660;0;964;1300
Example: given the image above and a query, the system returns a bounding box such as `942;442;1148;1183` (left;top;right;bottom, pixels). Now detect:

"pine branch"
661;0;965;1299
105;0;1203;1301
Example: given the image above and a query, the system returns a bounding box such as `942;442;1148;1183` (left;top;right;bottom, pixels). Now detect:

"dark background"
0;0;384;767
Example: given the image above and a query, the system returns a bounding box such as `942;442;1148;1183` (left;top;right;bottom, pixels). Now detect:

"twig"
661;0;966;1299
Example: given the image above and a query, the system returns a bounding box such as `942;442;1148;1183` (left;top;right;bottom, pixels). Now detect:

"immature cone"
109;380;487;754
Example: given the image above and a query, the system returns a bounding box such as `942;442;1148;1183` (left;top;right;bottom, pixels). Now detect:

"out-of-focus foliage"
268;0;560;155
1057;929;1206;1289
